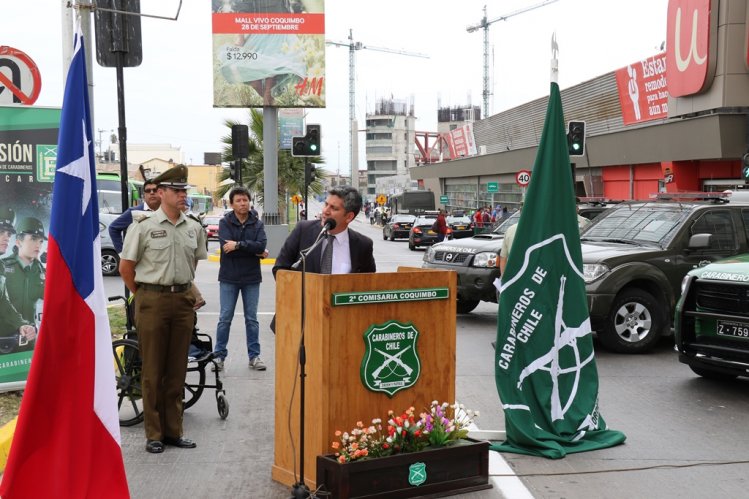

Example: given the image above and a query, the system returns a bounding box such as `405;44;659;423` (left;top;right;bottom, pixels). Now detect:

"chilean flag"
0;31;129;498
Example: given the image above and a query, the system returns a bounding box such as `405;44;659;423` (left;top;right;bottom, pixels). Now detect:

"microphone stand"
290;230;329;499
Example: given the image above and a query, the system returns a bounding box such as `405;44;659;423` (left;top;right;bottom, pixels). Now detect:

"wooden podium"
271;267;456;488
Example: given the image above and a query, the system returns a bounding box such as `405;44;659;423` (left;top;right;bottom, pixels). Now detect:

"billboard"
212;0;326;108
615;53;668;125
0;106;59;390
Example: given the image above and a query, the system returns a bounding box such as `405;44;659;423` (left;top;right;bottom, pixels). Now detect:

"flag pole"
550;32;558;84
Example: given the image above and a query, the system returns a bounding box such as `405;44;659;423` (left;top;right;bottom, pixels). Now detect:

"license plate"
427;230;436;235
456;226;465;229
717;320;749;338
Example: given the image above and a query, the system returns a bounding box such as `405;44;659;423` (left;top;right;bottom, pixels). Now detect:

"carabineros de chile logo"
360;321;421;397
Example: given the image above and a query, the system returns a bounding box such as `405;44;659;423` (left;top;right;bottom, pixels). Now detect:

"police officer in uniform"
0;209;36;352
119;165;208;454
2;217;46;330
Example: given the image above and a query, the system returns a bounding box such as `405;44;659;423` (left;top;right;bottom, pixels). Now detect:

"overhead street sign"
0;46;41;105
516;169;531;187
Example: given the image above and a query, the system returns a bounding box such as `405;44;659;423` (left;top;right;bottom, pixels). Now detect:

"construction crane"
326;29;428;184
467;0;559;118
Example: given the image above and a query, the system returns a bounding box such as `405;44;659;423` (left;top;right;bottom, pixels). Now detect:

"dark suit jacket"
108;202;147;253
273;220;376;275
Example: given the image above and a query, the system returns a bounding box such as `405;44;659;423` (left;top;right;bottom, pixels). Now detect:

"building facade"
365;98;416;196
412;0;749;213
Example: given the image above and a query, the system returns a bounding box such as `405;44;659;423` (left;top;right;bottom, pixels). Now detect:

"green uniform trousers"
134;287;194;441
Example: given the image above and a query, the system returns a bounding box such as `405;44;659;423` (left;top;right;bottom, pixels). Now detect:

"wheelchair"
109;296;229;427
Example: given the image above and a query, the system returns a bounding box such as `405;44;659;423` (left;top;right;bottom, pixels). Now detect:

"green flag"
491;82;625;458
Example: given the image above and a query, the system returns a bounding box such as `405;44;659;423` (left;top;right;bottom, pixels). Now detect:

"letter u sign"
666;0;717;97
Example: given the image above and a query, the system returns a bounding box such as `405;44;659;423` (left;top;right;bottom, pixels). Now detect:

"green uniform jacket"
0;260;28;338
1;254;45;325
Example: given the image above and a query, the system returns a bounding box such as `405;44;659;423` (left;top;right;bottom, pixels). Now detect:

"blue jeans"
214;281;260;361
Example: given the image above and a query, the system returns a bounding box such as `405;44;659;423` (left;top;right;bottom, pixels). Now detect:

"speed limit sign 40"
516;169;531;187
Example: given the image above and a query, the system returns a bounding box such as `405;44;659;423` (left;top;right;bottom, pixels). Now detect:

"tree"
217;109;325;219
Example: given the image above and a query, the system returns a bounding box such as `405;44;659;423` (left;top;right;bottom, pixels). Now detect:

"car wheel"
389;232;395;241
456;298;479;314
688;364;738;381
408;240;416;251
101;249;120;277
599;288;664;353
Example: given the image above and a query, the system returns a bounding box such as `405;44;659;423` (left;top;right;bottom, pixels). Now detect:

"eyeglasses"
144;188;158;194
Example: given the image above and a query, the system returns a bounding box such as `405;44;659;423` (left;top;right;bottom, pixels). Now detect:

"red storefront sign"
666;0;717;97
615;54;668;125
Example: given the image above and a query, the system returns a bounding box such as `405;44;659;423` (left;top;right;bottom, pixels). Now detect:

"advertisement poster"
615;53;668;125
0;106;59;389
212;0;326;108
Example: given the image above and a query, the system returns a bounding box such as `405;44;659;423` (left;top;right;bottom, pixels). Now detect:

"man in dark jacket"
273;186;376;275
108;178;161;252
213;186;268;371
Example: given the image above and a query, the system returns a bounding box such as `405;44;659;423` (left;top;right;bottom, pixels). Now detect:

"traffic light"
229;160;241;182
304;163;316;189
231;124;249;158
567;120;586;156
292;124;321;157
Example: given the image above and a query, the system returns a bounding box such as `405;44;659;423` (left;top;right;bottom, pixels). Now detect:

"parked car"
408;216;449;250
382;214;416;241
99;213;120;277
446;216;473;239
202;215;221;240
422;211;521;312
675;253;749;380
422;203;613;315
580;198;749;353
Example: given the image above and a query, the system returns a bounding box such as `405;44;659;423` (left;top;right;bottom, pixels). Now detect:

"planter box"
316;438;492;499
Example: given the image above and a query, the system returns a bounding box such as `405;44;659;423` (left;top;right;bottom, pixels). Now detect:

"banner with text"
615;53;668;125
0;106;59;390
212;0;326;108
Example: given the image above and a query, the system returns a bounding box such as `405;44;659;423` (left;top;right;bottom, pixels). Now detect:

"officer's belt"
136;282;192;293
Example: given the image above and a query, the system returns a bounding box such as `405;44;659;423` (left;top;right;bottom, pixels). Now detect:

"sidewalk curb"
0;417;17;472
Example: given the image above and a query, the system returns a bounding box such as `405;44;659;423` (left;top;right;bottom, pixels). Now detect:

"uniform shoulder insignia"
186;212;202;224
132;210;152;223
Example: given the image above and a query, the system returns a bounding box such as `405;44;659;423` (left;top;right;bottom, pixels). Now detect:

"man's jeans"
214;282;260;361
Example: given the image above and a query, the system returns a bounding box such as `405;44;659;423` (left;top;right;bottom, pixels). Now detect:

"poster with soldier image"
0;106;59;389
212;0;326;108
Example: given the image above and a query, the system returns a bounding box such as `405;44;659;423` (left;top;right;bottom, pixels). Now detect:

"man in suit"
108;178;161;252
274;186;376;275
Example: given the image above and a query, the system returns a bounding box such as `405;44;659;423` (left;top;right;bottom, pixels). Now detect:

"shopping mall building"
413;0;749;212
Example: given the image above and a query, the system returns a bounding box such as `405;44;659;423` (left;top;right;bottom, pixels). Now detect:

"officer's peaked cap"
0;208;15;234
153;165;192;189
16;217;46;240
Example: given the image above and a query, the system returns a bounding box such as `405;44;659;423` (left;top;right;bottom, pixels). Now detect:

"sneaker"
214;358;224;372
249;357;266;371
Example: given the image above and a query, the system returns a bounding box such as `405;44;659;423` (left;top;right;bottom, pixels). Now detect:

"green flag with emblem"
491;82;625;458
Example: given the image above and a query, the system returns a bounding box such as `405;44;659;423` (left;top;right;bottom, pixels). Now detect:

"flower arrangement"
331;401;479;463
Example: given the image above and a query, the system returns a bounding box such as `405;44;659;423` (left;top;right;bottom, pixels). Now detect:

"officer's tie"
320;234;333;274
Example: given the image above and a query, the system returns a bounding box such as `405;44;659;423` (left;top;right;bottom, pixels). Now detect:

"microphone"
291;219;337;269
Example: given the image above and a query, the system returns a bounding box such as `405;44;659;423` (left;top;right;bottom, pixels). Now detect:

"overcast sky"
2;0;668;176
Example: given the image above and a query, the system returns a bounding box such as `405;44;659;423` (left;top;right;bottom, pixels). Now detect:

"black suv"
422;205;606;314
581;199;749;353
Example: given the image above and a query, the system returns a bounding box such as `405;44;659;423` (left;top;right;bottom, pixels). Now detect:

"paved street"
107;212;749;498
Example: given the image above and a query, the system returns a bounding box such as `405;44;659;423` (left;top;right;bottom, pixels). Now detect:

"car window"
492;211;521;235
690;210;737;251
583;205;687;245
204;217;221;225
391;215;415;223
447;216;471;224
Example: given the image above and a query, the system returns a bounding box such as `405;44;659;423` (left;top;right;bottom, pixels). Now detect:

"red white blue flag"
0;30;129;498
